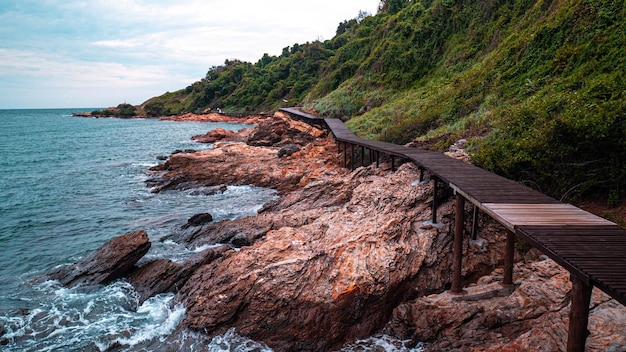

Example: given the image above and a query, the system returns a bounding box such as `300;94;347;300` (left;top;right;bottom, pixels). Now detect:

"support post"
360;146;365;166
391;156;395;171
451;193;465;294
503;230;515;286
376;151;380;168
432;177;439;224
343;143;347;168
567;276;592;352
471;205;480;240
419;167;424;182
337;140;341;154
351;143;355;170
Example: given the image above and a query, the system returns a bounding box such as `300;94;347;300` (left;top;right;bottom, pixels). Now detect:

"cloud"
0;0;381;108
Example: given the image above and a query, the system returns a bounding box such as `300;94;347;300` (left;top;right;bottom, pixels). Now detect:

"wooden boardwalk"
280;107;626;351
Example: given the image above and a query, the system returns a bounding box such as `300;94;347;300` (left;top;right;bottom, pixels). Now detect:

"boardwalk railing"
280;107;626;352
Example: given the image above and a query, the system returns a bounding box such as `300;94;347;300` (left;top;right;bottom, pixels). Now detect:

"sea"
0;109;422;351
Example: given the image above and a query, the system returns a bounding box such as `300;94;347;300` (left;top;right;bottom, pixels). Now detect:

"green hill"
142;0;625;205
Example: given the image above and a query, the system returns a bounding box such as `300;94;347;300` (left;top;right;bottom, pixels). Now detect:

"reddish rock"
191;127;253;143
47;230;151;288
173;163;515;351
147;115;336;194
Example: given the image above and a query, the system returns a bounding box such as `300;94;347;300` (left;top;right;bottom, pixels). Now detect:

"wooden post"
419;167;424;182
391;156;396;171
432;177;439;224
503;230;515;286
343;142;347;168
451;193;465;294
361;146;365;166
567;275;592;352
376;151;380;168
471;205;480;240
351;143;355;170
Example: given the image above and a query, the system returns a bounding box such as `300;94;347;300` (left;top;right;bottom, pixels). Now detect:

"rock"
174;164;510;351
47;230;151;288
191;128;242;143
126;245;229;303
172;149;198;155
385;258;626;351
277;144;300;158
182;213;214;229
188;184;228;196
147;137;337;194
246;113;325;147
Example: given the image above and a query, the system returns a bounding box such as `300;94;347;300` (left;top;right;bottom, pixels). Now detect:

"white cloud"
0;0;381;108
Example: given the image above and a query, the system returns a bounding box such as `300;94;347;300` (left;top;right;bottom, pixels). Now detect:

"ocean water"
0;109;422;351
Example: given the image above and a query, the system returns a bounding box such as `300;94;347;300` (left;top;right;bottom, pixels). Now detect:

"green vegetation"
91;103;137;118
139;0;625;204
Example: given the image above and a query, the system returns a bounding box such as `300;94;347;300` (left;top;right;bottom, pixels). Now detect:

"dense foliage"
141;0;625;204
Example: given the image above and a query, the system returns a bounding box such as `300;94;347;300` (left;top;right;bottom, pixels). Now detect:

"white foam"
340;334;424;352
207;327;272;352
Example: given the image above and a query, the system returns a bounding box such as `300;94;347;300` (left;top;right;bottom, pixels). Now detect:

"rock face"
386;258;626;351
147;113;332;194
47;230;151;288
173;163;516;351
192;127;253;143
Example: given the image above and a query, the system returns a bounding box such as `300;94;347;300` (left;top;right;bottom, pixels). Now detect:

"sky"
0;0;380;109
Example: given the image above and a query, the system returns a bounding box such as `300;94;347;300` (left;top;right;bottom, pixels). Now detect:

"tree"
378;0;410;14
117;103;136;117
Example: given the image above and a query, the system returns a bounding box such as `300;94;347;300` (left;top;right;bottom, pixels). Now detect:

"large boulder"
47;230;151;288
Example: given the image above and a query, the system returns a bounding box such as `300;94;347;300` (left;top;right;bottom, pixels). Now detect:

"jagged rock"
277;144;301;158
182;213;214;229
192;127;254;143
126;245;229;303
147;139;336;195
174;163;513;351
246;114;325;147
47;230;151;288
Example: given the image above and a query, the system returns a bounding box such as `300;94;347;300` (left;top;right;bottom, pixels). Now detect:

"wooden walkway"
280;107;626;351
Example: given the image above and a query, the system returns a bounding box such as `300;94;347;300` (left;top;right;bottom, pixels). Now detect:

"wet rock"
126;245;229;303
172;149;198;155
188;184;228;196
182;213;214;229
47;230;151;288
277;144;300;158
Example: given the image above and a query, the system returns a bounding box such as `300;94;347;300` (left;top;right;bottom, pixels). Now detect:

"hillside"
142;0;625;206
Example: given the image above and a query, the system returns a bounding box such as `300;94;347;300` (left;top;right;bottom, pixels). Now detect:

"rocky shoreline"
48;112;626;351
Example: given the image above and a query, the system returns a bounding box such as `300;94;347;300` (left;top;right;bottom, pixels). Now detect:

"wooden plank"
482;203;615;230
